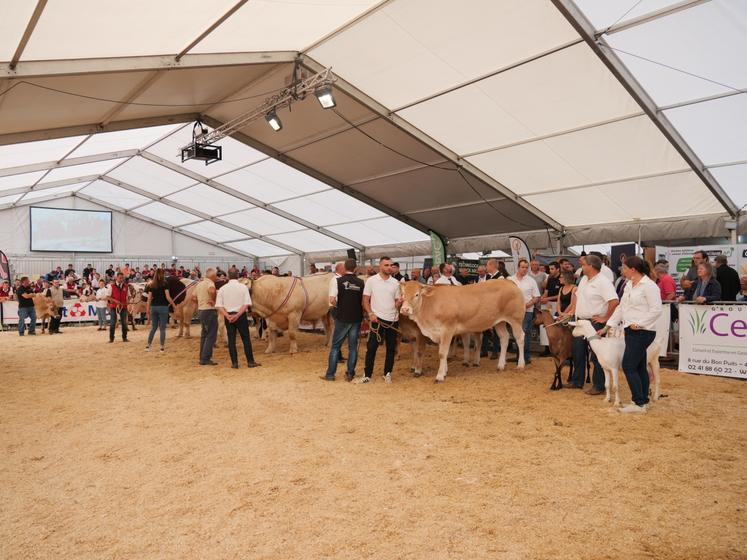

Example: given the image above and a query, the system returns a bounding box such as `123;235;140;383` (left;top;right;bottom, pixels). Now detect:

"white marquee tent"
1;0;745;262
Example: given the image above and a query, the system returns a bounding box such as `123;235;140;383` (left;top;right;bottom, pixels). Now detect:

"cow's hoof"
462;361;469;367
413;371;423;378
434;378;444;384
471;363;479;368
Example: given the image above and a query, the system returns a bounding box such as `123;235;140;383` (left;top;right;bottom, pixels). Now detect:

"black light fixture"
315;85;336;109
181;120;222;165
265;109;282;132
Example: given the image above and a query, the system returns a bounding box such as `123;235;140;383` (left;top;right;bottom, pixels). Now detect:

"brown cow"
241;273;332;354
32;294;58;334
400;280;525;382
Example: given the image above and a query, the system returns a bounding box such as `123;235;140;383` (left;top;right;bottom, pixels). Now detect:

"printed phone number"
686;363;747;376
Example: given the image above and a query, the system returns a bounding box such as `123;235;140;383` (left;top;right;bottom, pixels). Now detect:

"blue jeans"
622;328;656;406
521;311;534;362
97;307;107;327
18;306;37;335
325;320;360;378
147;305;169;347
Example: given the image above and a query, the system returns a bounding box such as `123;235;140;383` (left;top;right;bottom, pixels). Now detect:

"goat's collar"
586;334;601;342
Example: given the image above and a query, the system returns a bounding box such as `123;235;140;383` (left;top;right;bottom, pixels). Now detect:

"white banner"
678;303;747;379
1;298;104;325
508;236;531;276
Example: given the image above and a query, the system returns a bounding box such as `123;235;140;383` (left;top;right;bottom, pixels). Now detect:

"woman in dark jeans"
602;256;662;413
146;268;175;353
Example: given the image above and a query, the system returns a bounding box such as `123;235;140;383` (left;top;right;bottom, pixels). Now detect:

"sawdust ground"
1;325;745;559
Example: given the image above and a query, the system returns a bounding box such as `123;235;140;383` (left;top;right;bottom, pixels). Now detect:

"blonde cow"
32;294;58;334
400;280;526;382
166;277;200;338
241;273;333;354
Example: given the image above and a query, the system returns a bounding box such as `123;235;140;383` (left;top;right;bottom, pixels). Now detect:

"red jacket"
109;282;129;309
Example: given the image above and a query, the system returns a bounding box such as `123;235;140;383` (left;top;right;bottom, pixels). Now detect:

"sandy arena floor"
1;324;745;559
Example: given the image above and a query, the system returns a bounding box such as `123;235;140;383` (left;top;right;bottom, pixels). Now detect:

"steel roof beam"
2;51;296;79
552;0;739;218
198;115;437;238
138;150;365;251
175;0;251;61
2;174;99;198
299;56;563;232
0;113;198;147
9;0;48;70
0;149;138;178
99;176;302;256
599;0;711;36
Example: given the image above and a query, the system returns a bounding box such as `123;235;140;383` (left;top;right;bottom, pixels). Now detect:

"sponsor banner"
1;298;104;325
430;231;446;268
678;303;747;379
0;250;9;281
455;258;479;276
508;236;531;275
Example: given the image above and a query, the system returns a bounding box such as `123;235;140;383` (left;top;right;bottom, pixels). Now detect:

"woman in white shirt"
603;256;662;413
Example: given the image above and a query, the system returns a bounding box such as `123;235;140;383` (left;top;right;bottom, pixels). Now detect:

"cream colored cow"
400;280;526;382
241;273;333;354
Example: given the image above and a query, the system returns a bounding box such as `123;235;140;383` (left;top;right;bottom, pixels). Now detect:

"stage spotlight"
315;85;336;109
265;110;282;131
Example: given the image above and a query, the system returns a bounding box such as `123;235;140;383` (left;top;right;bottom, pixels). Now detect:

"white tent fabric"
0;0;744;260
0;123;430;257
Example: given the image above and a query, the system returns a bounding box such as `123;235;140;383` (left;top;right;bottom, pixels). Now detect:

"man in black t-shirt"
321;258;364;381
541;261;561;305
15;276;37;336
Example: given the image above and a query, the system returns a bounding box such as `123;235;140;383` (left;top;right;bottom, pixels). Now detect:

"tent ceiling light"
315;85;336;109
265;110;282;132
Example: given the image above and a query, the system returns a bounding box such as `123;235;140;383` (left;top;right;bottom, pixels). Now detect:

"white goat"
571;320;662;407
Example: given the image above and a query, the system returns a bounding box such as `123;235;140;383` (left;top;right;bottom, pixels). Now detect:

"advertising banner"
430;231;446;268
678;303;747;379
508;236;531;275
0;251;9;281
1;298;103;325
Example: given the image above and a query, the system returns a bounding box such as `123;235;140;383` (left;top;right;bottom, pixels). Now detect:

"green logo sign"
676;258;691;273
688;309;708;335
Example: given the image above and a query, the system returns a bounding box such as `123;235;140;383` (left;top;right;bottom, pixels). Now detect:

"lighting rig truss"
181;66;336;165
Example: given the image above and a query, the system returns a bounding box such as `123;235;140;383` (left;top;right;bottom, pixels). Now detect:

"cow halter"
257;276;309;319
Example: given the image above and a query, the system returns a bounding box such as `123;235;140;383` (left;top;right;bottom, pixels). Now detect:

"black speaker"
346;249;357;259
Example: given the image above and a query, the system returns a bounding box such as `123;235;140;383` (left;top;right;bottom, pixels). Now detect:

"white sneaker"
355;376;371;384
618;403;646;414
384;372;392;384
145;346;151;352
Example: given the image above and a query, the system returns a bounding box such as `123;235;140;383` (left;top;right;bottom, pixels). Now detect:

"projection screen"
30;207;113;252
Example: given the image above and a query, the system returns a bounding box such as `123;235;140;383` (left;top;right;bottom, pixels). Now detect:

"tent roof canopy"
1;0;744;257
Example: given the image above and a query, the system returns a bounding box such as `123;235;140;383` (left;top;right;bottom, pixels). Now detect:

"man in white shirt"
568;254;619;392
94;279;109;331
589;251;615;283
216;269;260;369
510;259;541;365
434;263;461;286
359;256;402;384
